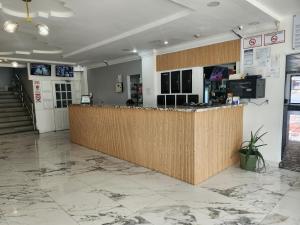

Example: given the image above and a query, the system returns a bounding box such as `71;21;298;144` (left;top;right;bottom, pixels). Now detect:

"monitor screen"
31;63;51;76
81;95;91;104
56;65;74;77
209;67;229;81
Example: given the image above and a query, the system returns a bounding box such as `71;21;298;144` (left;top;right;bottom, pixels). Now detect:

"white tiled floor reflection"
0;131;300;225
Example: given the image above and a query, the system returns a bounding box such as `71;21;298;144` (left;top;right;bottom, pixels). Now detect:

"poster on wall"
293;15;300;49
243;35;262;49
34;81;41;103
244;49;254;66
264;30;285;46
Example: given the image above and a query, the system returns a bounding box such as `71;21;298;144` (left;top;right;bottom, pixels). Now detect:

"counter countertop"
72;104;243;113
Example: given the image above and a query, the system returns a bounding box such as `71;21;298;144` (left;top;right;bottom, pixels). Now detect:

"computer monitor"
81;95;91;104
176;95;187;106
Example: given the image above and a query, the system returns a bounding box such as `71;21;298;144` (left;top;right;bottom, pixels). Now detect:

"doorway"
53;81;72;131
281;53;300;172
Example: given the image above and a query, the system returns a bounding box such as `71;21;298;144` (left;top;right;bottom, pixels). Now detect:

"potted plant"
239;127;267;172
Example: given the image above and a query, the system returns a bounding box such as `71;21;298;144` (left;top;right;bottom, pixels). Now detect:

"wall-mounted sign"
264;30;285;46
34;80;42;103
293;15;300;49
243;35;262;49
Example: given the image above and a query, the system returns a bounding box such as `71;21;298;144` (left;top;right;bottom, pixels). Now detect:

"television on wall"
56;65;74;77
30;63;51;76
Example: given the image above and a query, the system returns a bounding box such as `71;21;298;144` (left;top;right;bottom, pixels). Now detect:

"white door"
53;81;73;131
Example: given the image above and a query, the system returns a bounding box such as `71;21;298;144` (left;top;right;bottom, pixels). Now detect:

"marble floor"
0;131;299;225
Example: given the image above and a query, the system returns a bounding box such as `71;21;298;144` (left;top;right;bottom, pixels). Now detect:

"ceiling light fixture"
132;49;137;53
207;1;220;7
3;21;18;33
164;41;169;45
2;0;49;36
0;59;3;63
11;61;19;68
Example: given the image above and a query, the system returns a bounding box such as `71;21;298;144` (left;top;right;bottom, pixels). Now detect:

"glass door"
290;76;300;104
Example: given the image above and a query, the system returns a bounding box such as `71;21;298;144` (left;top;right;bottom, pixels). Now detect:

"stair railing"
14;74;37;131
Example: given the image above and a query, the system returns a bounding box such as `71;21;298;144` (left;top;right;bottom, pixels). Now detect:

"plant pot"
240;153;257;171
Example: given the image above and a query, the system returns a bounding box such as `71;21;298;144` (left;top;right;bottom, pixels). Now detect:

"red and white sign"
243;35;262;49
34;81;42;103
264;30;285;46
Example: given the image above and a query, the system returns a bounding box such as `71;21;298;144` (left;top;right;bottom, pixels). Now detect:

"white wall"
241;15;300;162
141;51;158;107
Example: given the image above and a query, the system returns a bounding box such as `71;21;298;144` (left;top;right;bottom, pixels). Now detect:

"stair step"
0;107;26;113
0;99;19;103
0;125;34;135
0;116;31;123
0;120;32;129
0;111;28;118
0;103;22;108
0;91;14;95
0;95;17;99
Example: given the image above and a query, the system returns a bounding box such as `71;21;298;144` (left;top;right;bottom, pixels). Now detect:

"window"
55;83;72;108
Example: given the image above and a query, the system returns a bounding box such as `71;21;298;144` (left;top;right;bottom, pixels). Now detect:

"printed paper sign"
243;35;262;49
264;30;285;46
34;81;42;103
293;15;300;49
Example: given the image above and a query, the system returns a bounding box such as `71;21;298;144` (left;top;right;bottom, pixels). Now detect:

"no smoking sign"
244;35;262;49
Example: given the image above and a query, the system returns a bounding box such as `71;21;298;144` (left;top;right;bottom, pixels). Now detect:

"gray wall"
0;68;13;90
88;60;142;105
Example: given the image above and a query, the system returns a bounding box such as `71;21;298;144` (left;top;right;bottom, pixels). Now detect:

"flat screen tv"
30;63;51;76
56;65;74;77
209;66;229;81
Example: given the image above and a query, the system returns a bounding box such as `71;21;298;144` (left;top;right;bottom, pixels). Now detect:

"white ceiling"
0;0;299;67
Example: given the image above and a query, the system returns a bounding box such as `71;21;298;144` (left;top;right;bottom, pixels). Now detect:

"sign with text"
243;35;262;49
293;15;300;49
34;80;41;103
264;30;285;46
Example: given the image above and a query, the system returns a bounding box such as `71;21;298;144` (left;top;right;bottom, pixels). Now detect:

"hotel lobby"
0;0;300;224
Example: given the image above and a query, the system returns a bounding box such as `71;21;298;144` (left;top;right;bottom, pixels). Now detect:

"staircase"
0;91;34;135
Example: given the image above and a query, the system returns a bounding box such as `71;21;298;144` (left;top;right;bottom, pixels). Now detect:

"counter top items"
72;103;243;113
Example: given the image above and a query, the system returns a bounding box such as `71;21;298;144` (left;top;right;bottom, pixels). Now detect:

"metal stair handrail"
14;74;37;131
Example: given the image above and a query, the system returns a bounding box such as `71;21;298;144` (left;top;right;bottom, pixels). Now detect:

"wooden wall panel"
156;40;241;71
69;105;243;185
194;106;243;184
69;106;195;184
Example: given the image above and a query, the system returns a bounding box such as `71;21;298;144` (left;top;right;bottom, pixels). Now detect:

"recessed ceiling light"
207;1;220;7
0;59;3;63
11;61;18;68
164;41;169;45
132;49;137;53
37;24;49;36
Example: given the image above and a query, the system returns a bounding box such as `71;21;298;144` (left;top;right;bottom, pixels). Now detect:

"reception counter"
69;104;243;185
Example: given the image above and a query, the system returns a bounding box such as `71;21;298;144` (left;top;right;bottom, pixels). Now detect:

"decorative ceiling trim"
0;50;63;56
87;55;141;69
0;56;76;65
63;10;192;58
0;0;73;19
